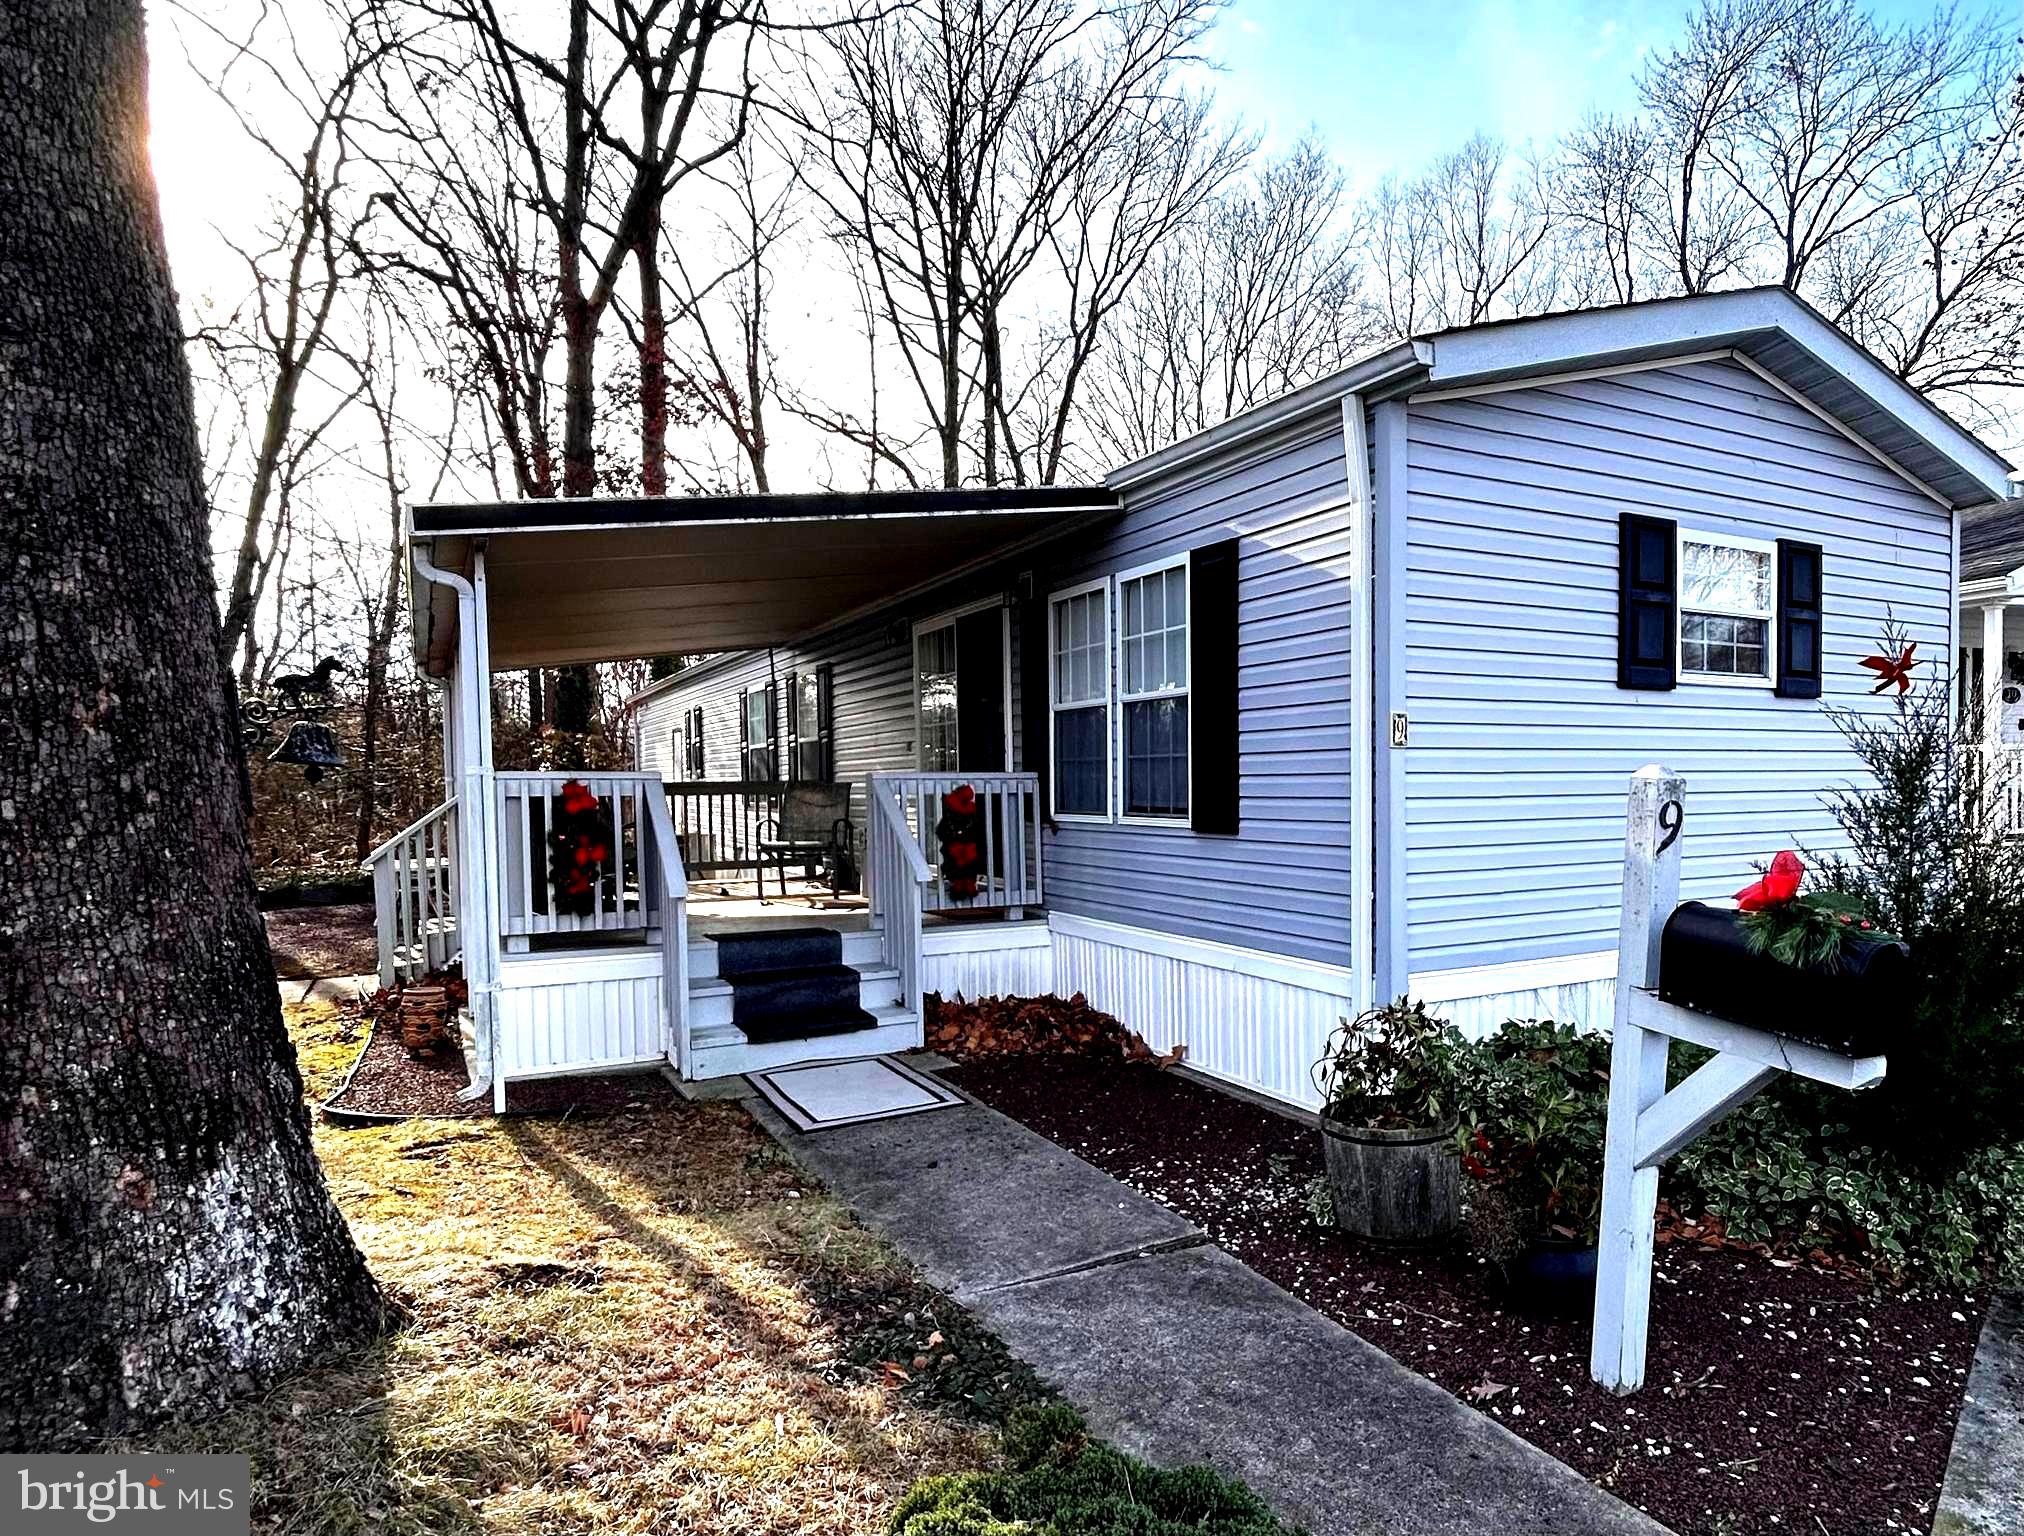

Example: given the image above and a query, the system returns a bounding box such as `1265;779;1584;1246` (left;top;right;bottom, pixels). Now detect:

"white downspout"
412;540;501;1104
1342;393;1377;1019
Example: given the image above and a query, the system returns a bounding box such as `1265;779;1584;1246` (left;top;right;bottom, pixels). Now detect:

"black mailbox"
1657;900;1909;1057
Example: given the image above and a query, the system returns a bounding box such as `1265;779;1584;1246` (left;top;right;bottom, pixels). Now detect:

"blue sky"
1200;0;1993;183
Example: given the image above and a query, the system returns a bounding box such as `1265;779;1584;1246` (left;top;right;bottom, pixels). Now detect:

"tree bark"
0;0;381;1448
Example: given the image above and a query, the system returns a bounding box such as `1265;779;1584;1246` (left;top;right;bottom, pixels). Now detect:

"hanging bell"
268;720;345;783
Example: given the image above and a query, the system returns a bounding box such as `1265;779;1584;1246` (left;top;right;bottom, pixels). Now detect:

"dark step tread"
715;926;844;980
737;1006;877;1045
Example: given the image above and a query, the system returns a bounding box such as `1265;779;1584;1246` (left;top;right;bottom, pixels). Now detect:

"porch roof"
409;485;1119;676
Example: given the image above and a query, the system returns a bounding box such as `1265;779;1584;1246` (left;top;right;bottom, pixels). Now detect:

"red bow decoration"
1735;850;1804;911
1859;643;1917;695
944;784;978;817
560;779;600;815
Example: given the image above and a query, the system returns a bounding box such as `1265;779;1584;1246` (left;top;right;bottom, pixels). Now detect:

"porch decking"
366;769;1045;1106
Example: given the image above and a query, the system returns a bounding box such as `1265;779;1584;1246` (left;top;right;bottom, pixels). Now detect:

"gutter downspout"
412;539;501;1104
1342;395;1377;1019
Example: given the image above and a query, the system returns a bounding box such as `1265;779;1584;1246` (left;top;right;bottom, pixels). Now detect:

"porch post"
1980;602;2006;754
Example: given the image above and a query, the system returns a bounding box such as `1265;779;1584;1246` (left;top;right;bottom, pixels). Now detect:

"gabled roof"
1962;497;2024;585
1111;287;2016;510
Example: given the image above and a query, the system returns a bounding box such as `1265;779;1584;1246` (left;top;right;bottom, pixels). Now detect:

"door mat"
748;1055;964;1132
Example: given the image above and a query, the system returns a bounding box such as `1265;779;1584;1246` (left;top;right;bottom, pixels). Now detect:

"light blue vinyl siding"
634;415;1361;969
1038;420;1357;966
1400;356;1954;976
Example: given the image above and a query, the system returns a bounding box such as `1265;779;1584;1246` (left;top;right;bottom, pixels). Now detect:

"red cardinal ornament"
1859;642;1917;694
1735;850;1804;911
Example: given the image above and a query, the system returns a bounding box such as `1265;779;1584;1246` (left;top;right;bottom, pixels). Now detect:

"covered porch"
371;487;1115;1109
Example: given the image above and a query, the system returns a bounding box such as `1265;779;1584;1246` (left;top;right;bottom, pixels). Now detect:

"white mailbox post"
1589;766;1889;1394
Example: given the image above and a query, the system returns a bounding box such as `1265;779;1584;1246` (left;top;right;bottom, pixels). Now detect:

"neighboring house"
379;287;2014;1113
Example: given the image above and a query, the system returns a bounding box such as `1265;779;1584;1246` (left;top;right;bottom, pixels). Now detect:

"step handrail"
363;797;461;989
360;796;459;869
640;776;692;1075
867;774;934;1019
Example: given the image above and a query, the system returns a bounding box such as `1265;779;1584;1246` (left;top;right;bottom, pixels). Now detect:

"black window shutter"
1018;595;1051;824
1618;514;1678;691
737;690;752;780
816;664;835;782
1190;537;1240;835
764;679;780;780
785;671;801;780
693;707;704;776
1776;540;1823;699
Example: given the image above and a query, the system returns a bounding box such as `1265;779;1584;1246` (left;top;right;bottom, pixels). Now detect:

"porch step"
705;925;880;1046
687;924;883;981
686;1003;920;1081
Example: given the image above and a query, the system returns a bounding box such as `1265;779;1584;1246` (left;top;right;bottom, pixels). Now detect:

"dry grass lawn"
158;998;1004;1534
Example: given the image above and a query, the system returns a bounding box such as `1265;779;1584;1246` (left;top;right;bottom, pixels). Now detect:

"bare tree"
3;0;381;1445
173;1;383;675
665;134;800;491
802;0;1225;488
1635;0;1785;292
1084;137;1370;461
1364;134;1560;334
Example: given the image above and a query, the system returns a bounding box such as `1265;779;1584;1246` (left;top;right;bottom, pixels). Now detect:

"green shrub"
1451;1020;1611;1243
1312;997;1466;1129
1449;1025;2024;1285
891;1406;1300;1536
1811;649;2024;1163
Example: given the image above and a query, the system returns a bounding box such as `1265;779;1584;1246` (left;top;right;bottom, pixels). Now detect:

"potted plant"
1456;1021;1607;1315
1312;998;1465;1244
1659;850;1907;1055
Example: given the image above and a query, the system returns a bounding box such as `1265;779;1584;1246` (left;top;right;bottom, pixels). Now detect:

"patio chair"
757;782;855;901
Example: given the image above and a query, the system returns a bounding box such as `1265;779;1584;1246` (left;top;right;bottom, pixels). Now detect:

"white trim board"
923;920;1051;956
1047;911;1356;997
1407;949;1617;1004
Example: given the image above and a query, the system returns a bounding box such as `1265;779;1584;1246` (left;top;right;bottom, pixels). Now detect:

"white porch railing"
661;779;783;875
875;771;1044;915
363;798;460;989
641;782;692;1074
495;772;668;942
866;776;936;1014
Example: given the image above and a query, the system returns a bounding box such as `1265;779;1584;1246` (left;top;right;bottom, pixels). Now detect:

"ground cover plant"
952;1053;1985;1536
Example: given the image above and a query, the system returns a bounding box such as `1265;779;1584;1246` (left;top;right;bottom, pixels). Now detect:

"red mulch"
948;1055;1987;1536
324;1006;679;1121
266;902;379;979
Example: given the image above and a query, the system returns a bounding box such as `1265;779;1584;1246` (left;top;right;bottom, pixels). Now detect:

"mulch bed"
948;1055;1988;1536
323;1005;679;1120
266;901;379;979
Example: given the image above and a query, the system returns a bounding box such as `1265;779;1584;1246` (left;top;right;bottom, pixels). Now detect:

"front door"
915;605;1007;772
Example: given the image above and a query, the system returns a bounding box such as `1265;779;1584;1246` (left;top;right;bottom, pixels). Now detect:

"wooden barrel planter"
1658;900;1910;1057
1318;1105;1460;1245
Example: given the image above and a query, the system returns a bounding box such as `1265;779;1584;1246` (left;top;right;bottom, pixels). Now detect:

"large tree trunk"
0;0;382;1448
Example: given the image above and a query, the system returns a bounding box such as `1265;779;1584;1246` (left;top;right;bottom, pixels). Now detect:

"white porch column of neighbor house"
1980;601;2006;753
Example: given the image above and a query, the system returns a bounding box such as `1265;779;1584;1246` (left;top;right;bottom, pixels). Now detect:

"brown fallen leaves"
924;991;1182;1067
1653;1200;1869;1279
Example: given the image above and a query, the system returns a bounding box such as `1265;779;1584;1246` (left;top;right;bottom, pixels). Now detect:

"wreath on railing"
547;778;616;918
935;784;984;901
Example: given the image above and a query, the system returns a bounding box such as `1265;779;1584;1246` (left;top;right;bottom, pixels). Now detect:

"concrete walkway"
1935;1294;2024;1536
748;1088;1669;1536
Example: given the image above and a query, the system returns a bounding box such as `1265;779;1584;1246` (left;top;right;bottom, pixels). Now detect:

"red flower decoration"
1735;850;1804;911
1859;643;1918;695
